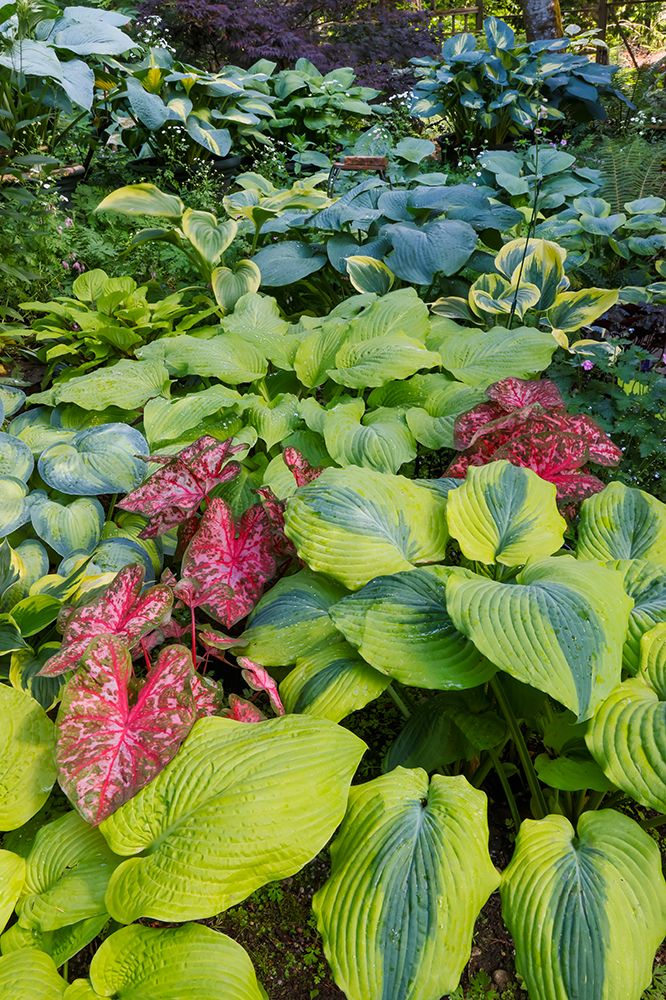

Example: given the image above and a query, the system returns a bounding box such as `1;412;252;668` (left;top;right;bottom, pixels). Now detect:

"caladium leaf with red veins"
487;377;564;412
173;575;234;613
180;498;277;628
256;486;297;568
191;672;225;715
283;447;323;487
198;626;238;654
55;636;200;825
141;618;189;654
453;401;504;449
550;472;607;504
236;656;285;716
40;564;173;677
175;515;201;559
117;435;243;538
224;694;266;723
566;415;623;466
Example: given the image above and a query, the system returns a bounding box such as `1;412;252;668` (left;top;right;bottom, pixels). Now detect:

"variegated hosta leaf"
313;768;499;1000
586;624;666;811
38;424;149;496
100;715;365;923
1;914;109;968
77;923;267;999
15;811;118;932
330;568;494;690
314;399;418;474
30;496;105;558
0;949;66;1000
0;850;25;933
501;810;666;1000
446;557;633;719
284;466;449;589
181;209;237;267
280;640;390;721
576;482;666;565
611;559;666;675
236;569;347;665
0;686;56;831
446;461;566;566
56;637;201;825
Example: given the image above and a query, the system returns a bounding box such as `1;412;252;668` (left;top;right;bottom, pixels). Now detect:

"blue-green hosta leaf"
331;568;494;690
284;466;449;589
446;557;633;720
143;386;241;448
0;432;33;482
0;850;25;934
1;914;109;968
0;478;39;537
280;640;389;721
76;923;267;1000
0;686;57;831
501;810;666;1000
446;461;566;566
429;322;557;388
8;408;75;454
15;811;119;933
384;219;477;284
181;210;236;267
91;535;158;585
318;400;417;474
576;482;666;565
314;769;499;1000
30;497;104;557
211;260;261;313
346;256;395;295
611;559;666;675
38;424;148;495
252;241;326;286
185;118;232;157
0;385;25;421
236;569;346;665
100;715;365;922
586;624;666;811
0;949;66;1000
137;334;267;385
41;359;170;412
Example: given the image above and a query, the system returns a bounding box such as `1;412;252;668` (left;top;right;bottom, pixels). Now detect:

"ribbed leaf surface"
0;686;56;831
610;559;666;674
281;640;389;721
0;850;24;933
577;482;666;564
0;949;66;1000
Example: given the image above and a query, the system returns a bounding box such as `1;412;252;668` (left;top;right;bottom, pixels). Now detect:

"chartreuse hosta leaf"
0;949;66;1000
67;923;267;1000
446;557;633;720
611;559;666;675
35;359;170;412
446;461;566;566
576;482;666;565
331;568;494;690
501;810;666;1000
236;569;347;665
280;639;390;721
312;399;417;474
427;320;557;388
2;914;109;969
284;466;448;589
0;850;25;933
0;686;56;831
586;624;666;811
313;768;499;1000
100;715;364;923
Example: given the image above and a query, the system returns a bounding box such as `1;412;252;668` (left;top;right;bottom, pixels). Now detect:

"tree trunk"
522;0;563;40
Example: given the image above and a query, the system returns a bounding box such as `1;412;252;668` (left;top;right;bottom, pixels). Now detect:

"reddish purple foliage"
40;565;173;677
256;486;297;569
118;436;242;538
224;694;266;723
236;656;284;716
284;447;322;487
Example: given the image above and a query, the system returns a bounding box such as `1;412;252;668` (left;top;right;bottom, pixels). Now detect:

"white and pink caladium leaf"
224;693;266;723
236;656;285;716
256;486;297;569
180;498;277;628
118;435;243;538
56;636;205;825
283;447;323;487
40;564;174;677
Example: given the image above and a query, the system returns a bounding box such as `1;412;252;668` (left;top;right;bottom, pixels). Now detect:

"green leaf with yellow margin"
576;482;666;565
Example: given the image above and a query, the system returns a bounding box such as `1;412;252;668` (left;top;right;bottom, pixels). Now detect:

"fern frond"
596;137;666;212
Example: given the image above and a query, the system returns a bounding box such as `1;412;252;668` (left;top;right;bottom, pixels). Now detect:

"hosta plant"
478;144;601;211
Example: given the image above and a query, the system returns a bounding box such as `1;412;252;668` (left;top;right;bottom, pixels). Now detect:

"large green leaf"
284;467;449;589
1;914;109;968
37;424;148;495
137;335;267;385
428;322;557;388
328;334;441;389
96;184;184;218
331;568;494;689
576;483;666;565
0;687;56;831
100;715;364;922
42;360;169;412
611;559;666;675
280;639;390;721
385;219;477;284
0;949;66;1000
586;624;666;811
143;386;241;448
211;260;261;313
29;497;104;557
314;400;417;474
446;461;566;566
313;768;499;1000
446;558;633;719
501;810;666;1000
0;850;24;934
181;210;236;267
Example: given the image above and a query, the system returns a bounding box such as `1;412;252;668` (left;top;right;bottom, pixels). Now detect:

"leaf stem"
639;813;666;830
386;684;411;719
490;675;548;820
489;747;522;832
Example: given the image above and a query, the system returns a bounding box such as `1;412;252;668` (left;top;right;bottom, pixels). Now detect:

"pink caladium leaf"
283;447;323;487
224;694;266;723
487;377;565;412
256;486;297;568
566;414;623;466
118;436;243;538
191;672;225;715
40;565;173;677
141;618;189;654
453;401;504;449
173;575;234;614
198;626;238;654
180;498;277;628
56;636;200;825
236;656;285;716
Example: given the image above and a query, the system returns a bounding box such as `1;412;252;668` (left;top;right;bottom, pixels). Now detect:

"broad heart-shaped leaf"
280;639;390;721
137;334;267;385
0;686;56;831
586;624;666;811
0;477;38;536
0;850;25;934
181;210;237;267
346;255;395;295
384;219;477;284
76;923;268;999
0;431;33;481
316;400;417;474
577;482;666;565
252;240;326;286
43;359;169;412
328;335;441;389
100;715;365;923
313;769;499;1000
546;287;619;334
38;424;148;496
143;386;241;449
1;914;109;970
284;466;449;590
446;557;633;720
180;498;276;628
429;322;557;388
40;564;173;677
118;435;241;538
446;461;566;566
612;559;666;675
96;184;184;218
30;497;104;557
15;811;118;932
501;810;666;1000
56;637;201;825
212;260;261;313
0;949;66;1000
236;569;347;666
331;568;495;690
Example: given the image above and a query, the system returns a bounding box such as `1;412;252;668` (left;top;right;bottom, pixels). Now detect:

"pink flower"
64;217;74;228
560;138;568;146
581;360;594;371
61;260;70;270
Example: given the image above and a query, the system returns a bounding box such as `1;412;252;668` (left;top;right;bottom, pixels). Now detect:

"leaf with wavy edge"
446;557;633;720
0;949;66;1000
0;686;56;831
1;914;109;968
610;559;666;675
0;850;25;933
314;768;499;1000
280;640;390;721
100;715;365;923
577;482;666;565
501;810;666;1000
